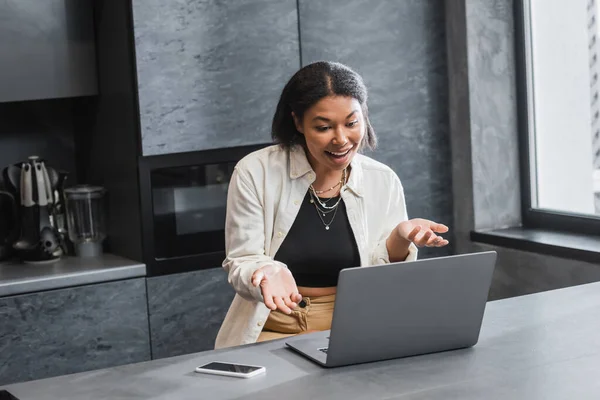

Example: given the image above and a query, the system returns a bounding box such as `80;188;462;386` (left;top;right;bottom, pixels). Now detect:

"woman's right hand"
251;264;302;314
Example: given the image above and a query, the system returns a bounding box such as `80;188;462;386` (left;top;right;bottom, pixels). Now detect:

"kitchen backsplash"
0;99;78;179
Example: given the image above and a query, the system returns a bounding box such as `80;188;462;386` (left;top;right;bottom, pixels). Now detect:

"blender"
64;185;107;257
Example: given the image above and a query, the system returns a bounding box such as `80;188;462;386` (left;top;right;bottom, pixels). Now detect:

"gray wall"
132;0;300;156
0;99;77;180
446;0;600;300
299;0;453;258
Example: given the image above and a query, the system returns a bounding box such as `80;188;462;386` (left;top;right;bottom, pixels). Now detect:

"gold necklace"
308;169;348;230
310;168;346;194
309;188;342;210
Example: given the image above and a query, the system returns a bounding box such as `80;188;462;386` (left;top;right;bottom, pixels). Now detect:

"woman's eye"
347;120;359;127
315;126;330;132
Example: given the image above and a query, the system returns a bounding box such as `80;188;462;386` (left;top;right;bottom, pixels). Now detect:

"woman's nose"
332;127;348;145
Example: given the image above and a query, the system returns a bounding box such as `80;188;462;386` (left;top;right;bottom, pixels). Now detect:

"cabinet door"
146;267;235;359
0;0;98;103
299;0;453;257
0;279;150;386
133;0;300;156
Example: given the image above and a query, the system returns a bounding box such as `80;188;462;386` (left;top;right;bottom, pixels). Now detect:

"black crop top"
274;191;361;287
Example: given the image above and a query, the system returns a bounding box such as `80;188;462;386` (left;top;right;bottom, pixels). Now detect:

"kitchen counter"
2;281;600;399
0;254;146;297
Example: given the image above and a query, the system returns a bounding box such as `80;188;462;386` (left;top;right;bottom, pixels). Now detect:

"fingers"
431;223;449;233
263;296;277;311
426;235;449;247
407;225;422;242
256;265;302;313
252;269;265;287
426;234;448;247
274;296;292;314
283;295;297;310
262;290;296;314
426;233;443;246
438;237;450;246
412;227;450;248
261;282;277;311
404;222;450;248
264;294;299;314
291;292;303;304
413;228;432;247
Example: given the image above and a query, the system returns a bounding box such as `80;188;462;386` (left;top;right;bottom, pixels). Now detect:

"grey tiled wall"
299;0;453;258
447;0;521;251
132;0;300;156
466;0;521;231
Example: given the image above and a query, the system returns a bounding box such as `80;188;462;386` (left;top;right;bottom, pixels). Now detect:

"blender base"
75;242;103;258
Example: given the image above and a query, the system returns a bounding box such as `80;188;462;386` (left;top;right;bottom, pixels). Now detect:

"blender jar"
64;185;106;257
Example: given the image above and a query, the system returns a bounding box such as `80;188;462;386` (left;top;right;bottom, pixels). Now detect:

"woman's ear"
292;112;304;134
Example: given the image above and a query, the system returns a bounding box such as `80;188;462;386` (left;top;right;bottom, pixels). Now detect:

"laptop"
285;251;497;367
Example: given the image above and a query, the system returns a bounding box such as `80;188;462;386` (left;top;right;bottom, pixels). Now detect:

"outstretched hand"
396;218;450;247
251;264;302;314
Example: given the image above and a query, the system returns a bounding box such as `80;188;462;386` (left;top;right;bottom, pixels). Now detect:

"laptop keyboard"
318;347;328;354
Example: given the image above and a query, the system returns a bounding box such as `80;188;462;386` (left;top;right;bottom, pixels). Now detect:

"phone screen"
199;362;262;374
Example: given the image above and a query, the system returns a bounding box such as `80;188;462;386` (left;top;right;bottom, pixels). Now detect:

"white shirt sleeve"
222;167;284;302
370;174;418;265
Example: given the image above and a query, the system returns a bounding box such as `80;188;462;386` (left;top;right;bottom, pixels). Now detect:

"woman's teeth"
326;147;352;156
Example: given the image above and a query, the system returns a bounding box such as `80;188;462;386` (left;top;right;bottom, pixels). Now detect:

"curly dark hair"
271;61;377;150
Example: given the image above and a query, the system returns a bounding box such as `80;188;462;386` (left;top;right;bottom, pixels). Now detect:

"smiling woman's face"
293;95;365;172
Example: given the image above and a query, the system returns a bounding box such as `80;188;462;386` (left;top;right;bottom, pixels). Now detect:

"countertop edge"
0;262;147;298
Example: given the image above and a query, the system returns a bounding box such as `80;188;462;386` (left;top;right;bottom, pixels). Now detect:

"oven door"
139;144;268;276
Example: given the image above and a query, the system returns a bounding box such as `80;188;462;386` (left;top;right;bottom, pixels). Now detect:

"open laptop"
285;251;497;367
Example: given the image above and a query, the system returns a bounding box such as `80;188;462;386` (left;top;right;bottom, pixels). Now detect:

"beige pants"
257;294;336;342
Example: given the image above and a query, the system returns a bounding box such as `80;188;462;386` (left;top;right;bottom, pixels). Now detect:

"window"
516;0;600;235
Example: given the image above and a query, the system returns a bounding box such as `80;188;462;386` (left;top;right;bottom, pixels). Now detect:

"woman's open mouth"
325;145;354;162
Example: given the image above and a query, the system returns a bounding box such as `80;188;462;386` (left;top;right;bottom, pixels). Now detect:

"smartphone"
194;361;266;378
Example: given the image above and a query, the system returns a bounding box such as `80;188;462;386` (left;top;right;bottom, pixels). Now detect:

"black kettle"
0;188;18;261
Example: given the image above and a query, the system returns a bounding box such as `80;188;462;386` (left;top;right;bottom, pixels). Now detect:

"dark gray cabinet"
0;267;235;385
0;278;150;386
132;0;300;156
0;0;98;103
298;0;453;257
147;267;234;359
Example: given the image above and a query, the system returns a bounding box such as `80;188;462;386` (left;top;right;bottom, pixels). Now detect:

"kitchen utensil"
5;156;63;263
13;162;38;251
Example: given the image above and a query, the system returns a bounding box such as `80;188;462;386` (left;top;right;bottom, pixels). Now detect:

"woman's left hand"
396;218;449;248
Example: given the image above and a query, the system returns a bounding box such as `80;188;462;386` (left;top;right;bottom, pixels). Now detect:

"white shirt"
214;144;418;349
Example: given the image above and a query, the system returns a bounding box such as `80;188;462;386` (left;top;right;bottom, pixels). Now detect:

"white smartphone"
194;361;266;379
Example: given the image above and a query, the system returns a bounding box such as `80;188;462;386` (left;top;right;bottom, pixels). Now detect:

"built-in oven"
138;144;269;276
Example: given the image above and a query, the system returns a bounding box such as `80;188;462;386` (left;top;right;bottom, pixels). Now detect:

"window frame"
515;0;600;237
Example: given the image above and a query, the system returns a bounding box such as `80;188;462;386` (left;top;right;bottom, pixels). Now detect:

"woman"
214;61;449;349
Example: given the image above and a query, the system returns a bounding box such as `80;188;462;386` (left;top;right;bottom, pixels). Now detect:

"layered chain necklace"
308;168;347;230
